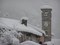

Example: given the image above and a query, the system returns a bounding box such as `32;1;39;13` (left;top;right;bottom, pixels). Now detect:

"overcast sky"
0;0;60;39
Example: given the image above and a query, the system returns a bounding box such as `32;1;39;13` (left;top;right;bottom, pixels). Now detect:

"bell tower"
41;5;52;41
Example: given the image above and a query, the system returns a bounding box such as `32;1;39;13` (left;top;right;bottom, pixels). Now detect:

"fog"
0;0;60;39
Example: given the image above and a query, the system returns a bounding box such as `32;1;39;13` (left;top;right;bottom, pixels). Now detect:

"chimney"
21;17;28;26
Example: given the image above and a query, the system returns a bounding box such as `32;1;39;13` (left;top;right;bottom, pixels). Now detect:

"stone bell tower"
41;5;52;41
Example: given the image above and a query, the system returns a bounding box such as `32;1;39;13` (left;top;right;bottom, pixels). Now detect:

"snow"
21;17;28;20
44;41;54;45
1;35;20;45
0;27;22;45
41;5;52;9
0;17;42;36
0;20;60;45
0;17;20;28
12;37;20;45
0;23;10;29
0;22;22;45
15;24;42;36
51;32;55;36
51;39;60;45
21;40;41;45
28;24;46;35
44;39;60;45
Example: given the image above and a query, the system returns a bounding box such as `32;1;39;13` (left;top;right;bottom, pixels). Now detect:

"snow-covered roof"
0;17;42;36
21;17;28;20
41;5;52;9
15;24;42;36
28;24;46;35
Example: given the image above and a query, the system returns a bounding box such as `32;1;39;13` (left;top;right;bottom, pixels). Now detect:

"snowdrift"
21;41;41;45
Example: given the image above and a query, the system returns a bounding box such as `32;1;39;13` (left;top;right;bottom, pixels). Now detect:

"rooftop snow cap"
21;17;28;26
41;5;52;9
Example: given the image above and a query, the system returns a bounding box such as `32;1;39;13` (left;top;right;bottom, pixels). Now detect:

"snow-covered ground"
52;39;60;45
21;41;40;45
21;39;60;45
44;39;60;45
